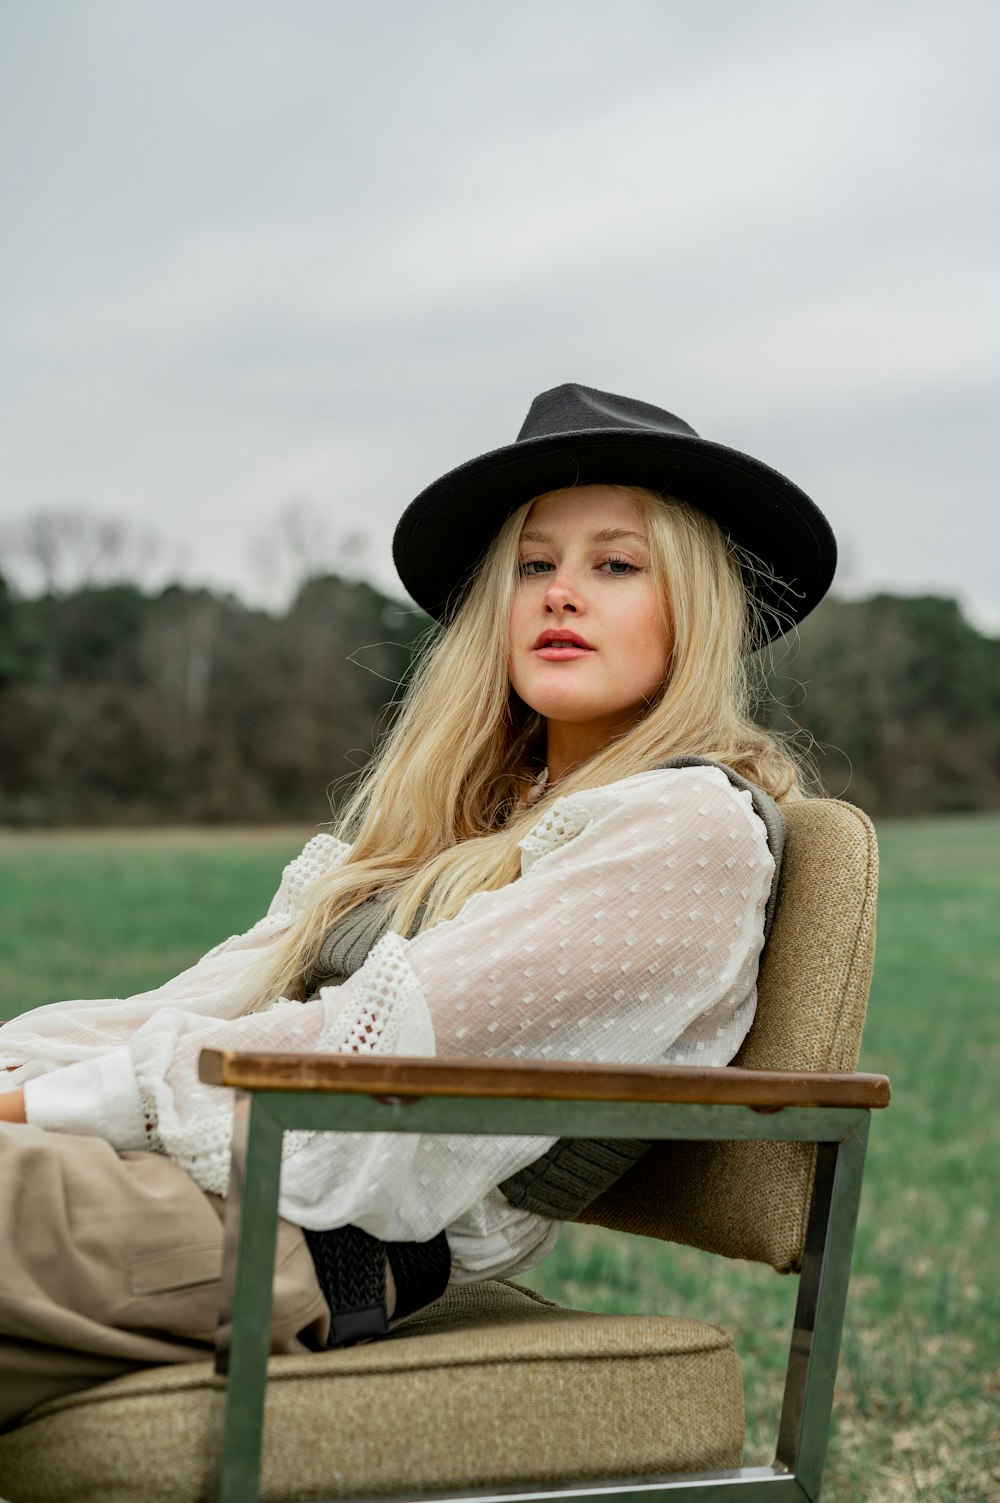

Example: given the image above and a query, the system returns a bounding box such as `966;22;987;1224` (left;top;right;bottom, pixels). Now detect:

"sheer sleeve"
406;766;771;1069
22;767;773;1243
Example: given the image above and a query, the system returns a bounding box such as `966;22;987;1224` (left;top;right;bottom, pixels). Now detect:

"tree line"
0;570;997;825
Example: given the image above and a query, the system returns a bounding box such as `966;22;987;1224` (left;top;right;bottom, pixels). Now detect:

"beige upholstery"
583;799;879;1271
0;1282;743;1502
0;797;877;1501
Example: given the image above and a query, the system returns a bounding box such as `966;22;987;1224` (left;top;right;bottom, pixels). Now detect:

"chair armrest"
198;1049;890;1110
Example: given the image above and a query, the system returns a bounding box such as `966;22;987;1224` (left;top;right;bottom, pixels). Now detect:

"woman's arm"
20;767;773;1240
405;766;773;1068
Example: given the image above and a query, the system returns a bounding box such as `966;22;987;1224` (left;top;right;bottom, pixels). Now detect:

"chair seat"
0;1281;744;1502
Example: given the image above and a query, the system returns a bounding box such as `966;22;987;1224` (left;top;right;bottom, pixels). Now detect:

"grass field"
1;814;998;1501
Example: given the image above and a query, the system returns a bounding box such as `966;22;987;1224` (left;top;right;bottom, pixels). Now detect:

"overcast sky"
2;0;998;627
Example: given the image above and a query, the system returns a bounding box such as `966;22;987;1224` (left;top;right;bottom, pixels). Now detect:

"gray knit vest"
307;757;784;1222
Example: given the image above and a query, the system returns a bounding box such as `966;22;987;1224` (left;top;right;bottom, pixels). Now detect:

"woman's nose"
543;571;584;614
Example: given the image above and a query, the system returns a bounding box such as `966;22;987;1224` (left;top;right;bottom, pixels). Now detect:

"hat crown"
394;380;836;639
517;383;700;444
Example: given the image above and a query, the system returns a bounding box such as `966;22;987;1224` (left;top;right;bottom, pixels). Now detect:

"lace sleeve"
265;834;351;923
124;767;771;1238
406;765;773;1069
22;768;773;1244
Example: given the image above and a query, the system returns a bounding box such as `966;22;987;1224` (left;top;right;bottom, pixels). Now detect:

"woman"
0;383;836;1421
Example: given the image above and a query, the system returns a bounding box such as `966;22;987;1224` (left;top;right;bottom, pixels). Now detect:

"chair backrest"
581;798;879;1273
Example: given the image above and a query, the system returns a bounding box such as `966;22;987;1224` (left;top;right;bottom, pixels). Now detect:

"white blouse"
1;766;773;1284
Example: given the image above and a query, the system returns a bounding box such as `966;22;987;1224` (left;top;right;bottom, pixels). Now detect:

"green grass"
1;815;998;1501
0;827;312;1011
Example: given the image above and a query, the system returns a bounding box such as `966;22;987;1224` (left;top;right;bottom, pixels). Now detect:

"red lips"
532;629;595;650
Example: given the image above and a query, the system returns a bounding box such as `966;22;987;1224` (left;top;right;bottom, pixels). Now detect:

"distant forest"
1;561;997;826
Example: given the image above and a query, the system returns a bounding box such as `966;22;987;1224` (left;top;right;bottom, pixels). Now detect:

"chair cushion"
0;1282;744;1502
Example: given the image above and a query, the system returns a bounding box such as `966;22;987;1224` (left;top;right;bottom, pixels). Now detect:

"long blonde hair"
252;486;807;1007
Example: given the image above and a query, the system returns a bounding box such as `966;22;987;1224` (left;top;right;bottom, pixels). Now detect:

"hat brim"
393;428;836;643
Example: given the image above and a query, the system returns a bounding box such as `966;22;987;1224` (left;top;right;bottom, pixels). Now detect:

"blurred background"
1;0;998;826
2;7;998;1498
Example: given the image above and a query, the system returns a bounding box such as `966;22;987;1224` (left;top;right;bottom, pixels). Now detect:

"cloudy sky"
2;0;998;625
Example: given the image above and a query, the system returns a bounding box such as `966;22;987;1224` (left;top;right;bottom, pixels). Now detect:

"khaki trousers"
0;1123;329;1428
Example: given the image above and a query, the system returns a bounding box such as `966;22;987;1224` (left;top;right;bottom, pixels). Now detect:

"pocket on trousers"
127;1242;222;1297
123;1241;224;1343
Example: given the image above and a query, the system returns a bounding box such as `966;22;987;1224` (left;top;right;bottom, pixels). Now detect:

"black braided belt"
303;1225;452;1347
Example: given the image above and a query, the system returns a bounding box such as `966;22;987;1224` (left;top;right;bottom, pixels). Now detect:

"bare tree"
248;499;369;609
0;508;165;596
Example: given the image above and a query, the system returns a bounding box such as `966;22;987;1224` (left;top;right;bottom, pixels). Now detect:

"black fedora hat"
393;383;836;642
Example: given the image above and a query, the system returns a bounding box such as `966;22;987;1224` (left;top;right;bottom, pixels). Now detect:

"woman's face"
508;485;671;767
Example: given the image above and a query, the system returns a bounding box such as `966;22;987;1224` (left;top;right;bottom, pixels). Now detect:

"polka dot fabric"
8;769;772;1266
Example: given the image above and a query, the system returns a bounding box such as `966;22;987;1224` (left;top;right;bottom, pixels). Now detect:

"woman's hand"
0;1090;26;1124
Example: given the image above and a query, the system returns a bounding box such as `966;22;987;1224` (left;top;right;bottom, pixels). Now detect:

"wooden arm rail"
198;1049;890;1110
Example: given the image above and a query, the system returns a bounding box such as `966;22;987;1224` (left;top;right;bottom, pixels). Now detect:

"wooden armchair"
0;799;887;1503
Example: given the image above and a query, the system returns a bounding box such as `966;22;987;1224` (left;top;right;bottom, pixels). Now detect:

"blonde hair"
251;486;808;1008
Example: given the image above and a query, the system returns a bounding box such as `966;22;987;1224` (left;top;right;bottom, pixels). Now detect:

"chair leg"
775;1118;871;1499
208;1092;284;1503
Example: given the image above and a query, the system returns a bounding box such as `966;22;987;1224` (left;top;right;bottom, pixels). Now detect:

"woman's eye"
602;556;639;575
518;559;553;576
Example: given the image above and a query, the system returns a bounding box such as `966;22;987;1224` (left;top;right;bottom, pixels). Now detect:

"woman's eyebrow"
519;527;647;546
592;527;647;544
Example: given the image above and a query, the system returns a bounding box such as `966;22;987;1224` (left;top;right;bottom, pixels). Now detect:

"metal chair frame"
202;1050;886;1503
